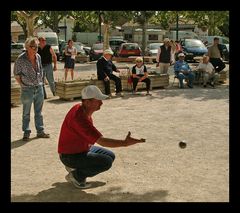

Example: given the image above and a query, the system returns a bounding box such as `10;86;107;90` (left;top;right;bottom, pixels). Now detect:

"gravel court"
11;61;229;202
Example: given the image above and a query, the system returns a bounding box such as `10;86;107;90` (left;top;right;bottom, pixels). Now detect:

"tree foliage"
217;14;229;37
99;11;133;50
71;11;99;32
132;11;155;55
182;11;229;35
38;11;71;32
151;11;180;30
11;11;40;38
71;11;133;49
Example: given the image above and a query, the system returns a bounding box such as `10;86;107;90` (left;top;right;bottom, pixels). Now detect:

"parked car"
60;42;88;61
109;39;126;56
11;43;25;61
89;43;104;61
201;35;229;47
145;42;163;62
180;39;208;62
74;41;91;55
117;43;142;57
221;43;229;62
59;41;67;60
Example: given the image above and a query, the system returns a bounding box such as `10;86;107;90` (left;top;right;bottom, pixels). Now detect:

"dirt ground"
11;65;229;202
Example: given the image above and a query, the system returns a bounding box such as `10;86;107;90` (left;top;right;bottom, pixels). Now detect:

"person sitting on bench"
131;57;151;95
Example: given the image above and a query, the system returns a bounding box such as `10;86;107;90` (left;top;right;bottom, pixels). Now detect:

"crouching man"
58;85;145;189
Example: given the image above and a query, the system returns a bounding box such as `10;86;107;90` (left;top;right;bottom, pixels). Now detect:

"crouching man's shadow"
11;181;106;202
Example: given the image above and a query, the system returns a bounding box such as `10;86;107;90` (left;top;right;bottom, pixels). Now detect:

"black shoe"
187;84;193;88
37;132;50;138
203;84;207;88
22;135;30;141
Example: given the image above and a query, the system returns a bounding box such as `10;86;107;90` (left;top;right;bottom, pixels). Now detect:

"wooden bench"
55;80;115;100
88;79;115;94
11;86;21;106
120;74;169;91
56;81;90;100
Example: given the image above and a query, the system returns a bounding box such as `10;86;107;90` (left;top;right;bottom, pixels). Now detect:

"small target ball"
179;141;187;149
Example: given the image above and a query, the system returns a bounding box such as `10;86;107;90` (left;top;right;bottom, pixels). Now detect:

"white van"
37;32;60;60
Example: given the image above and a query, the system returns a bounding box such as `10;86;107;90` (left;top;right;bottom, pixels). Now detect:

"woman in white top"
131;57;151;95
64;39;77;81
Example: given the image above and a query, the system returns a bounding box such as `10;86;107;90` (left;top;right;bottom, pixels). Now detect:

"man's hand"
181;70;189;75
156;63;159;67
123;131;146;146
104;76;110;81
53;65;57;71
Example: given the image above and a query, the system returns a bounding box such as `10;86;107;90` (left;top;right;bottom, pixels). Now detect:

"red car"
118;43;142;57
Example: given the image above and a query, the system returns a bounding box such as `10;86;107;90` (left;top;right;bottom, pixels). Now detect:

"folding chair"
172;75;179;87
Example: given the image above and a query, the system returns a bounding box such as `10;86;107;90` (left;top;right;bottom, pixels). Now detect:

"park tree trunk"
103;23;110;51
16;11;39;37
141;21;147;56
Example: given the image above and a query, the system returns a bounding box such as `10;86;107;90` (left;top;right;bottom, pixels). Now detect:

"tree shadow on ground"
11;137;39;149
46;98;81;105
153;85;229;102
11;182;168;202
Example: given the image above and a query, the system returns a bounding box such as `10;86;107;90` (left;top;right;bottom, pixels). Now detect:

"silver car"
145;43;163;56
11;43;25;61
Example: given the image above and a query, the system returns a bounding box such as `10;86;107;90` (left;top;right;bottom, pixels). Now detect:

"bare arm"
96;131;145;148
50;47;57;71
156;48;161;65
14;75;22;86
132;73;140;79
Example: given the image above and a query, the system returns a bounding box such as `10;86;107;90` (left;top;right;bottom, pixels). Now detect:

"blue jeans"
43;64;55;96
20;85;45;135
176;72;195;88
60;146;115;182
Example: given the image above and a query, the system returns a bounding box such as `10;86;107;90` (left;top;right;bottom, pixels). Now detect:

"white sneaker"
65;173;92;189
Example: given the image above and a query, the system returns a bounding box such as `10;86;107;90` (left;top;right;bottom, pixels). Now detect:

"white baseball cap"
81;85;109;100
178;53;185;57
163;38;170;43
103;49;114;55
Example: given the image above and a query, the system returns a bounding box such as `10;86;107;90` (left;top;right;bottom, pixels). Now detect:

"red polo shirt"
58;104;102;154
